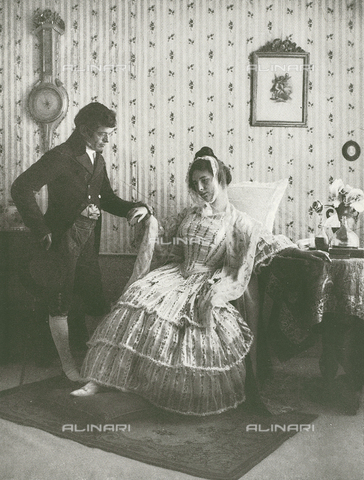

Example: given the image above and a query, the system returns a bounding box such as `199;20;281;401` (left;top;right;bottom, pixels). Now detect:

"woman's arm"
207;212;263;306
208;212;330;307
278;246;331;263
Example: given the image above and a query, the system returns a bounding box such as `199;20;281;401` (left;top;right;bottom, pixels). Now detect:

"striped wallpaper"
1;0;363;253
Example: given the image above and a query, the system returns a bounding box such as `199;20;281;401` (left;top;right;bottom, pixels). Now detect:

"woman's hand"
305;249;332;263
279;246;331;263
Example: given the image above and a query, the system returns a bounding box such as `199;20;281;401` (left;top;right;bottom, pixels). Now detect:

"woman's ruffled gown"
81;209;256;415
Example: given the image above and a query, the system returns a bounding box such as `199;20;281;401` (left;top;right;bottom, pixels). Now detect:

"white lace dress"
81;203;292;415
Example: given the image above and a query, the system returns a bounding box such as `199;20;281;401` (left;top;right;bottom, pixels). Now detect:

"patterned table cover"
320;258;364;319
260;256;364;361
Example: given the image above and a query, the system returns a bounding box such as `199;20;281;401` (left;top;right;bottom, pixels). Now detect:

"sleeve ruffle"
254;231;295;273
209;209;263;305
208;208;294;305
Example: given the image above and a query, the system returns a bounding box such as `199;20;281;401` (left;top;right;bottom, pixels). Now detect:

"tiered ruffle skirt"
81;265;254;415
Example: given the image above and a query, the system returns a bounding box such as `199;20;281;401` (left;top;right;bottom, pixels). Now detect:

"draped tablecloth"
259;256;364;361
320;258;364;319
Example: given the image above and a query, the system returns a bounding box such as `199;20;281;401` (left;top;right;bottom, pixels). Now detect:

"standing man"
11;102;152;382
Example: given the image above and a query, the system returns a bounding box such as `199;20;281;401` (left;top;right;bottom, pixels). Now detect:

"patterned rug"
0;376;317;480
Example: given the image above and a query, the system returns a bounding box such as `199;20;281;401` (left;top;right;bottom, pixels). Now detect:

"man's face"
82;126;115;153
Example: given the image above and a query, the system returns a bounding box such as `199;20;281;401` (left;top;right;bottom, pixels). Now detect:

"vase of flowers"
327;179;364;248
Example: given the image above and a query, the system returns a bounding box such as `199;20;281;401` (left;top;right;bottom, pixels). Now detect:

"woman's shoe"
70;381;102;396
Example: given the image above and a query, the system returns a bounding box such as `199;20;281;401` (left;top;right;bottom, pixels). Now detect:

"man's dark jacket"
11;130;141;250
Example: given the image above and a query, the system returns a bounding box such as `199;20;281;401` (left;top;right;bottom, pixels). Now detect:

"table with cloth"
259;255;364;395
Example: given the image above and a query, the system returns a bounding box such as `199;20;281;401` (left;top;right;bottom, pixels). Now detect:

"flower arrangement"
328;179;364;214
310;179;364;222
310;179;364;248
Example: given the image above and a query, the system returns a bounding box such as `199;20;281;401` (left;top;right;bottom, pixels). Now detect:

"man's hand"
41;233;52;251
127;206;149;226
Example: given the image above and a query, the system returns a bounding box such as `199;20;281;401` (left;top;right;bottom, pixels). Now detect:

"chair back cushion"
228;178;288;232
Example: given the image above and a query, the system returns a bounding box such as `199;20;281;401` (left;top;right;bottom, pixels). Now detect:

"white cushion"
228;178;288;232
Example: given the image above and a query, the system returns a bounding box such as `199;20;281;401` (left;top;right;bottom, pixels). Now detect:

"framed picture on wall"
250;51;310;127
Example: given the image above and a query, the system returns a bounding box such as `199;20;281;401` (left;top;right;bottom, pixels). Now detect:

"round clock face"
29;85;63;123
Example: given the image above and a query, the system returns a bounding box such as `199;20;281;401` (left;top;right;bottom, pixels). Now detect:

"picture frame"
342;140;361;162
250;51;310;127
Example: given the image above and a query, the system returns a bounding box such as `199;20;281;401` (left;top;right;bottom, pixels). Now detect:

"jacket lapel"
92;153;105;178
75;153;94;174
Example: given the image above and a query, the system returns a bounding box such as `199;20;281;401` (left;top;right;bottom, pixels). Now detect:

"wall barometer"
28;9;69;151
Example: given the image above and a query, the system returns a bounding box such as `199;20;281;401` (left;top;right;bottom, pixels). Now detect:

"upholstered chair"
227;179;288;378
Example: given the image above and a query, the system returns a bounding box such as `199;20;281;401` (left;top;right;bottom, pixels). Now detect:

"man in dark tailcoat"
11;102;152;381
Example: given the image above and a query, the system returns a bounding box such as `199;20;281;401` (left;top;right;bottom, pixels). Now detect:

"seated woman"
71;147;328;416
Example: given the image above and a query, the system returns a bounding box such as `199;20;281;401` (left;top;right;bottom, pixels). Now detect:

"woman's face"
191;169;217;203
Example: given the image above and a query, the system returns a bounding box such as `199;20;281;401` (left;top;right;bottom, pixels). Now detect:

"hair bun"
194;146;217;159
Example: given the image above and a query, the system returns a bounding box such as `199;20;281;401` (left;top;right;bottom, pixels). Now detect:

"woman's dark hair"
194;146;217;160
188;146;232;190
74;102;117;132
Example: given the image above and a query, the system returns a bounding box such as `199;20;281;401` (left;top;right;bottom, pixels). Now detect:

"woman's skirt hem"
82;375;246;417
